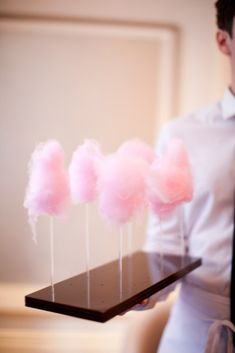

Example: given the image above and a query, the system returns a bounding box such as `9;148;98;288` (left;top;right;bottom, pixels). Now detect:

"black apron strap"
231;200;235;344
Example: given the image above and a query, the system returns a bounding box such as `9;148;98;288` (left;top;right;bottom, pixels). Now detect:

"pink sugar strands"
118;138;155;165
24;140;70;229
68;139;103;204
98;153;148;227
24;140;70;299
147;139;193;217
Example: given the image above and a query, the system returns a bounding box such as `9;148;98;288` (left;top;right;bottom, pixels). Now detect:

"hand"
119;298;150;316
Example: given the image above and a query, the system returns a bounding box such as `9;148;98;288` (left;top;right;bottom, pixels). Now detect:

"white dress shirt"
144;89;235;353
144;88;235;298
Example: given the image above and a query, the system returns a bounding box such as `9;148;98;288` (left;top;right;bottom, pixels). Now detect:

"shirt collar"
221;88;235;120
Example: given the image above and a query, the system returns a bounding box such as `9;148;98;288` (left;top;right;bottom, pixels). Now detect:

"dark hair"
215;0;235;37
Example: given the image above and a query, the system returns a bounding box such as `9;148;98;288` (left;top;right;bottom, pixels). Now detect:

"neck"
230;64;235;95
230;85;235;96
230;79;235;96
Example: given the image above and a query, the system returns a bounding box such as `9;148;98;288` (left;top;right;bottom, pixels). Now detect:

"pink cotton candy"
24;140;70;218
147;139;193;217
147;193;178;217
68;139;103;204
98;154;148;226
118;138;155;164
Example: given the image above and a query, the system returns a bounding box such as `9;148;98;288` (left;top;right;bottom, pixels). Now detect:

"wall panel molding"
0;11;179;135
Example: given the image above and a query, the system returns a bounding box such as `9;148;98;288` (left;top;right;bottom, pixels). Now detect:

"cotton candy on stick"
167;139;193;256
98;153;148;299
68;139;103;305
118;138;155;165
118;139;155;255
147;138;193;257
24;140;69;298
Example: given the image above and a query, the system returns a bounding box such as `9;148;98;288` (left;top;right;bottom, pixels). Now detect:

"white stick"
128;244;133;296
85;204;90;308
158;217;164;265
87;267;91;309
128;222;133;257
119;227;123;301
127;222;133;294
49;216;55;301
85;204;90;275
179;206;185;257
29;216;38;245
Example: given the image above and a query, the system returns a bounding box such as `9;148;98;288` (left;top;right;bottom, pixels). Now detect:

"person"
144;0;235;352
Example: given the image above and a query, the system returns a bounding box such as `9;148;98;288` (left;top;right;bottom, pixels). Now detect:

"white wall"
0;0;230;112
0;0;229;291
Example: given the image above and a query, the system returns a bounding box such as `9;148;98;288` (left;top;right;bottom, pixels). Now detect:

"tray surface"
25;251;201;322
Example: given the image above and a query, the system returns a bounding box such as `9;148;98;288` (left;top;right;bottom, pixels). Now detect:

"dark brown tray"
25;251;201;322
